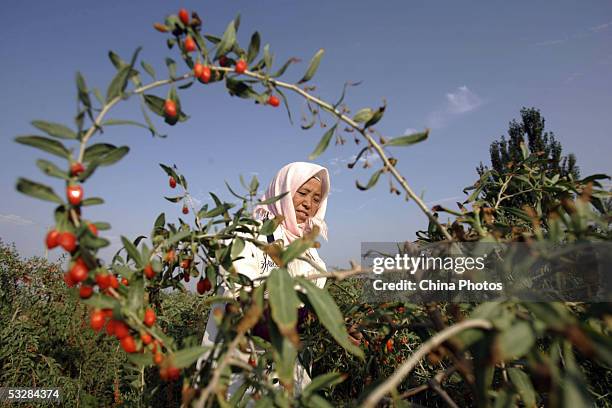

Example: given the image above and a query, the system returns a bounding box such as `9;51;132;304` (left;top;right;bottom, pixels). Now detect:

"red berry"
268;95;280;107
386;338;394;353
200;66;211;83
165;249;176;263
141;332;152;345
144;264;156;280
197;277;212;294
121;278;129;286
103;309;114;318
235;59;247;74
164;99;177;118
144;308;156;327
180;259;191;269
121;335;137;353
219;55;229;67
69;259;89;283
154;352;163;365
194;62;204;78
58;232;77;252
110;274;119;289
114;321;130;339
169;176;177;188
67;185;83;206
184;35;196;52
79;285;94;299
46;229;60;249
106;319;116;336
178;8;189;25
248;357;257;367
87;223;98;236
167;366;181;381
70;162;85;177
63;272;76;287
90;310;105;332
182;205;189;215
95;272;111;290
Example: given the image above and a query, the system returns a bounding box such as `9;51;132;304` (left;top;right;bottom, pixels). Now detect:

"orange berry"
144;264;156;280
268;95;280;107
184;35;196;52
144;308;156;327
90;310;105;332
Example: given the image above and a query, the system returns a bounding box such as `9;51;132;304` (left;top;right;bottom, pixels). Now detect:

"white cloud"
532;38;567;47
0;214;35;226
426;86;484;129
590;21;612;32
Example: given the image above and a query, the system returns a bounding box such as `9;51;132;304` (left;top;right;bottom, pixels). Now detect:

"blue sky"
1;1;611;270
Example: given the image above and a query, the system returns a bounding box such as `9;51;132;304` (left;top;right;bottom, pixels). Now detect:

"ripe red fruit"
121;335;137;353
180;259;191;269
193;62;204;78
121;278;129;286
200;66;211;83
178;8;189;25
141;332;152;345
90;310;105;332
164;99;177;118
69;259;89;283
67;185;83;206
106;319;116;336
144;308;156;327
46;229;60;249
219;55;229;67
154;352;163;365
114;321;130;339
386;338;394;353
87;223;98;236
248;357;257;367
169;176;177;188
268;95;280;107
79;285;94;299
197;277;212;294
95;272;111;290
182;205;189;214
144;264;156;279
109;274;119;289
184;35;196;52
70;162;85;177
63;272;76;287
167;366;181;381
235;59;247;74
58;232;77;252
165;249;176;263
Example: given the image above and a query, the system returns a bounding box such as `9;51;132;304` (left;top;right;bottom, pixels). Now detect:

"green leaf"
352;108;373;123
172;346;208;369
356;169;383;191
127;277;144;312
276;88;293;125
76;72;92;110
164;196;183;203
260;217;282;236
121;236;143;267
166;229;191;247
364;103;386;128
295;277;364;358
507;367;536;407
281;237;313;265
272;57;300;78
81;197;104;206
126;353;152;368
298;49;324;84
231;237;245;259
268;268;301;335
36;159;68;179
102;119;148;129
258;191;289;205
15;136;70;159
495;321;535;360
83;143;114;162
247;31;260;63
154;213;165;229
308;124;337;160
143;94;165;117
263;44;273;72
165;57;177;78
80;234;110;249
16;178;63;204
225;77;259;99
31;120;77;140
141;61;156;79
215;20;237;60
159;163;180;181
82;293;118;309
106;66;131;102
96;146;129;166
385;130;429;147
302;372;346;398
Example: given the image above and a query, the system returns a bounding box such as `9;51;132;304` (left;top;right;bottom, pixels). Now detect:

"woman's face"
293;177;322;224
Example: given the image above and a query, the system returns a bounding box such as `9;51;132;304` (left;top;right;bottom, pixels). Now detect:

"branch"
361;319;493;408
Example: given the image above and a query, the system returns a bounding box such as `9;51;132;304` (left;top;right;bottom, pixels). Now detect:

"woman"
198;161;330;395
